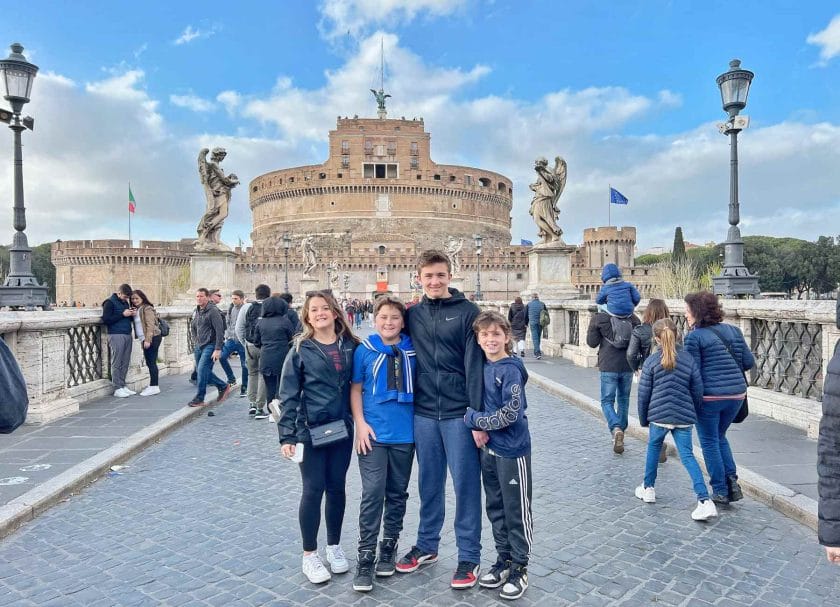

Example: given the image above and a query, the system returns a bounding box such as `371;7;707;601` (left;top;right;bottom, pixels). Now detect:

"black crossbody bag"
707;325;750;424
300;347;350;448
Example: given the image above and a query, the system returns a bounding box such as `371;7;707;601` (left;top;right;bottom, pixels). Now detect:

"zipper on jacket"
432;299;442;420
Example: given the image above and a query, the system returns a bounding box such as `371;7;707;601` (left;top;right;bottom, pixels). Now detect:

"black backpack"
605;315;634;349
244;301;263;344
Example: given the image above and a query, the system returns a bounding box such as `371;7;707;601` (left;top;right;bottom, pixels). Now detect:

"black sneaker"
353;550;375;592
499;564;528;600
395;546;438;573
254;408;269;420
727;474;743;502
248;405;257;416
375;538;397;577
479;557;511;588
711;493;730;505
238;388;248;398
451;561;480;589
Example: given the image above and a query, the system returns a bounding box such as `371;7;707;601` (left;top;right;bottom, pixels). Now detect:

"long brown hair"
643;299;669;324
295;290;359;350
653;318;679;370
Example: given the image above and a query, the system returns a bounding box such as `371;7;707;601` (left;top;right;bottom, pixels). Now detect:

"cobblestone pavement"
0;385;837;607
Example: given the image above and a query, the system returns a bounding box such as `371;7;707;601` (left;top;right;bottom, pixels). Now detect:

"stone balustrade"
480;298;839;438
0;308;195;424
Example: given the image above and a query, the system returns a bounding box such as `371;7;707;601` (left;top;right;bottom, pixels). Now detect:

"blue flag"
520;239;533;246
610;187;629;205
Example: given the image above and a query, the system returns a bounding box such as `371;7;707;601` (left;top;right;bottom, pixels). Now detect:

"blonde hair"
653;318;679;370
295;290;359;350
473;310;513;355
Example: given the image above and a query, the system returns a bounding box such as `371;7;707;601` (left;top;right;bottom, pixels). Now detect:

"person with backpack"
586;300;640;454
235;284;271;417
508;296;528;357
525;293;547;359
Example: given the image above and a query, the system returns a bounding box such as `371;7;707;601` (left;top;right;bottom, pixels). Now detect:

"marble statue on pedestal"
196;147;239;251
445;236;464;276
301;236;317;277
529;156;567;245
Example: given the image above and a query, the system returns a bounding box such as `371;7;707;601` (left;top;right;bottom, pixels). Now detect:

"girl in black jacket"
253;295;295;417
278;290;360;585
627;299;670;372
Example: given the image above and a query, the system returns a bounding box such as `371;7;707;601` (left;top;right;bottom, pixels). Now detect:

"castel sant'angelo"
51;92;657;306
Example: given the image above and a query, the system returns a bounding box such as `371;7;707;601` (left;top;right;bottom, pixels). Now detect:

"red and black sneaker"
451;561;480;589
215;384;232;404
395;546;438;573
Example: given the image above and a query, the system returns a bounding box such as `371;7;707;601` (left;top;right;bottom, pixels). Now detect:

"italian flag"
128;186;136;214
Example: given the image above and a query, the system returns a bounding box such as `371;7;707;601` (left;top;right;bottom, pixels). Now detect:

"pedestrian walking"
130;289;162;397
219;289;248;397
586;301;640;453
253;295;295;419
279;292;302;334
818;299;840;564
350;296;416;593
525;293;546;359
684;291;754;505
395;250;485;590
188;288;231;407
636;319;717;521
464;311;533;600
102;283;136;398
507;296;527;357
278;290;359;585
236;284;271;417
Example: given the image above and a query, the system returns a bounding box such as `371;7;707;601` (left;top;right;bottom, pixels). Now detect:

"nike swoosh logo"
445;316;458;321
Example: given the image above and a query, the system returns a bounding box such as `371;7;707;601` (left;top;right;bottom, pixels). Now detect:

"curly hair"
684;291;724;328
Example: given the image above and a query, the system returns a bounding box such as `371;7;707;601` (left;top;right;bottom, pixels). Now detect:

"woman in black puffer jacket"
508;296;528;357
253;295;295;411
627;299;670;372
818;298;840;564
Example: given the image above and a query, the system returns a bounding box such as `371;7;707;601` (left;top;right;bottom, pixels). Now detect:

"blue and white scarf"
361;333;416;404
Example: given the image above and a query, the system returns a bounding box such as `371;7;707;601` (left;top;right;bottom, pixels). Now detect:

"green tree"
635;252;670;266
672;227;686;262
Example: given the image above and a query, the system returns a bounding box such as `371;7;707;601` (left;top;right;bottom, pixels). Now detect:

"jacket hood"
496;356;529;384
421;287;468;306
261;296;288;317
601;263;622;282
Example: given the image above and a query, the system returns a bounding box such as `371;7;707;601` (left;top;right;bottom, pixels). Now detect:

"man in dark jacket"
395;250;485;590
102;283;136;398
586;310;640;453
819;298;840;564
189;288;231;407
525;293;547;359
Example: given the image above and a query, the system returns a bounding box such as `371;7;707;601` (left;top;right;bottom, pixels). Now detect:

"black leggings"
263;373;279;403
142;335;162;386
299;436;353;551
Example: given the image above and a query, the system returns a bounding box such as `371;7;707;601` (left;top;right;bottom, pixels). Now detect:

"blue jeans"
219;338;247;388
644;425;709;500
193;345;228;401
696;398;742;495
600;371;633;433
529;322;542;356
413;416;482;563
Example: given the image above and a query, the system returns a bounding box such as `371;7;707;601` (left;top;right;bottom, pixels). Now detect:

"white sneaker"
124;388;137;395
635;485;656;503
325;544;350;574
114;387;132;398
302;553;331;584
691;499;718;521
139;386;161;396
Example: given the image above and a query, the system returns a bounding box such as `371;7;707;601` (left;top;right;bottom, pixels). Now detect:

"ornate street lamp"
473;233;483;301
282;232;291;293
712;59;760;298
0;43;49;309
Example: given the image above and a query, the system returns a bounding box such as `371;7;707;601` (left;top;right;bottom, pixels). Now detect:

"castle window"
498;182;506;192
330;201;336;206
387;141;397;155
342;155;349;168
363;163;399;179
364;139;373;154
516;273;523;280
410;142;418;156
341;140;350;152
416;174;422;180
410;157;419;169
252;186;258;193
433;174;441;181
449;175;456;182
289;177;294;183
337;172;343;178
378;245;386;255
479;177;491;187
319;172;326;179
464;175;473;186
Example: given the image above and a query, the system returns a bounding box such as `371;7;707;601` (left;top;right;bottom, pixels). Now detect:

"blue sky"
1;0;839;251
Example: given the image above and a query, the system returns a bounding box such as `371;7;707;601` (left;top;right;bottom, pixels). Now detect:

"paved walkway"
521;354;819;527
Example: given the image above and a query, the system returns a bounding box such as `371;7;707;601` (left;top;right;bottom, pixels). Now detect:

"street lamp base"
712;274;760;298
0;284;50;309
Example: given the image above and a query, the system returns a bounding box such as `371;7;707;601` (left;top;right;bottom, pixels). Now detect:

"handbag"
308;419;349;448
539;306;550;328
707;325;749;423
154;310;170;337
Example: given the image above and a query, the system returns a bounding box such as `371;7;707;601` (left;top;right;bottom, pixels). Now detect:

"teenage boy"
102;283;136;398
236;284;270;416
220;289;248;397
395;250;485;589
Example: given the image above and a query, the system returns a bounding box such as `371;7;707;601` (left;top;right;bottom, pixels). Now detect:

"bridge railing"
479;298;838;438
0;308;195;424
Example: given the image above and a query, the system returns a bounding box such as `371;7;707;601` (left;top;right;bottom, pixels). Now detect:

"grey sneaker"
375;538;397;577
353;550;375;592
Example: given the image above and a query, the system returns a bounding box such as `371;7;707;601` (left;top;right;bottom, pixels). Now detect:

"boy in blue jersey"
350;296;417;593
464;310;532;601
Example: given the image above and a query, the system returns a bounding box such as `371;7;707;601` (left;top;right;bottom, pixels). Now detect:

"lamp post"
473;233;483;301
0;43;49;309
282;233;291;293
712;59;760;298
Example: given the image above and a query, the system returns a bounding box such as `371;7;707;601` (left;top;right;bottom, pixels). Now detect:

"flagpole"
128;181;132;244
608;184;611;227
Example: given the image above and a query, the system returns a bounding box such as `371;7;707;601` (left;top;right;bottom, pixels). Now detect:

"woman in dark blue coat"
818;299;840;564
684;291;755;505
253;295;295;414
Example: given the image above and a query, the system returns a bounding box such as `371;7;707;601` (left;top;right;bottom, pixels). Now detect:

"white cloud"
807;14;840;65
319;0;468;39
174;24;219;46
216;90;242;115
170;94;215;112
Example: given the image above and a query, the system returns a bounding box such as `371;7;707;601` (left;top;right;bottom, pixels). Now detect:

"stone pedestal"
299;277;319;300
524;242;580;301
190;251;236;293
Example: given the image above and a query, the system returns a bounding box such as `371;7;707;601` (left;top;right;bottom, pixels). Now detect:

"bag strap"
706;325;738;365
